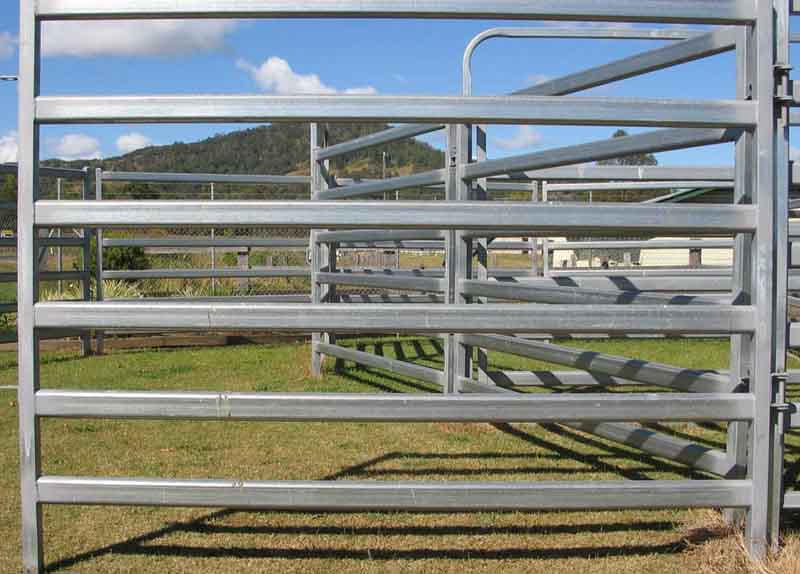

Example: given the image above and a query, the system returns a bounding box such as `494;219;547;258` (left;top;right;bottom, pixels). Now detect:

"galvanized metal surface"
15;1;791;570
36;476;753;511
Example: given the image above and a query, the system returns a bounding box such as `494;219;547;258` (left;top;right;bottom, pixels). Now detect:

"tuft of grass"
680;510;800;574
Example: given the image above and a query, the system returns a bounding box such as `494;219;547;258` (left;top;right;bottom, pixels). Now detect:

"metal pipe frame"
462;334;735;394
454;23;774;524
101;268;311;281
16;3;787;571
100;170;309;186
33;1;757;24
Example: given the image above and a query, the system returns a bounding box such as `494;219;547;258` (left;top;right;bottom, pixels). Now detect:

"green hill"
37;123;445;200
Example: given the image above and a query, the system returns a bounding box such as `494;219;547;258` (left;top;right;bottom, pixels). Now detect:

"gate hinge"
772;371;789;384
775;63;793;75
771;402;794;413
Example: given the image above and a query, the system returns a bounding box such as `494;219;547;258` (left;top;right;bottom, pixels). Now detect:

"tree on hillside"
0;175;16;202
597;129;658;167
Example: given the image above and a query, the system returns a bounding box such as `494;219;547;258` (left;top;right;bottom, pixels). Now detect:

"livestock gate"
14;1;796;572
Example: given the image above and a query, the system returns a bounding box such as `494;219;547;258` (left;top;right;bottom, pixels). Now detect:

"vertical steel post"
210;182;216;297
80;167;92;356
444;123;473;393
95;168;104;355
770;0;791;542
443;125;459;393
55;178;62;295
17;2;43;571
310;123;329;377
474;125;490;384
530;181;540;276
745;1;779;556
542;181;551;276
726;27;754;526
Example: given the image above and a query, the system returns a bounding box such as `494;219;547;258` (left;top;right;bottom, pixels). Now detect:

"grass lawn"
1;337;799;573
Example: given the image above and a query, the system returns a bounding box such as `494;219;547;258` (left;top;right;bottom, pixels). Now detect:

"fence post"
444;124;473;393
55;177;62;295
210;182;216;296
474;125;489;384
80;167;92;356
743;6;781;556
769;0;791;548
310;123;329;377
17;2;44;570
94;168;104;355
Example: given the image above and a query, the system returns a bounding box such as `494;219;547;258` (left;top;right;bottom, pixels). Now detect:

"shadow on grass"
45;427;717;572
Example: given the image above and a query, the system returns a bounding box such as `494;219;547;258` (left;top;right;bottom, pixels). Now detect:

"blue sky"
0;6;796;168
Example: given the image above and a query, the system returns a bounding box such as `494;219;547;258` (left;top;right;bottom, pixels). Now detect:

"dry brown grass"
680;510;800;574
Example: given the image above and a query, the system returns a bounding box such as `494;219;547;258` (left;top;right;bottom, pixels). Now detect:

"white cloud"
493;126;544;151
237;57;377;95
42;20;237;57
116;132;153;154
0;32;16;60
0;131;18;163
51;134;102;161
792;147;800;162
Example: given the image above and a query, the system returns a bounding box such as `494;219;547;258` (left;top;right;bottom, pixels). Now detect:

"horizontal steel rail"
485;370;640;388
33;0;757;23
545;181;735;193
0;271;86;283
316;230;446;244
316;272;445;293
337;241;445;250
35;201;758;234
502;275;736;293
784;492;800;510
34;389;753;422
101;171;309;185
36;476;752;511
318;169;446;200
317;124;445;161
315;342;445;386
35;95;756;128
462;334;735;393
549;239;735;250
337;294;443;304
464;128;742;181
0;162;86;179
102;267;311;280
460;280;727;306
113;295;311;304
570;421;743;478
513;165;737;182
546;268;734;278
103;238;309;249
38;237;87;248
459;377;742;477
514;27;738;97
33;302;756;334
